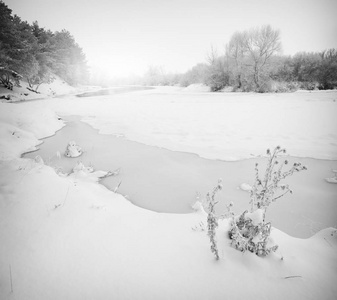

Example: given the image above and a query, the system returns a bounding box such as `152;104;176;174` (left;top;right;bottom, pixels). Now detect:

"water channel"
23;115;337;238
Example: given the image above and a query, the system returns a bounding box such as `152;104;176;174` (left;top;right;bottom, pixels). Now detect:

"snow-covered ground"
0;83;337;299
19;87;337;161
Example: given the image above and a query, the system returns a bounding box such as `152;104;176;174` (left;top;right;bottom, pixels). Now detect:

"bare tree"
205;45;228;91
227;31;246;88
206;45;219;65
243;25;282;90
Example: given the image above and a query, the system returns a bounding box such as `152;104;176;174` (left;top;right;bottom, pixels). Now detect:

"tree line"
140;25;337;92
1;0;336;93
0;0;89;91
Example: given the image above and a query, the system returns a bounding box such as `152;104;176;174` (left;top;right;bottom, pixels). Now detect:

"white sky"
6;0;337;77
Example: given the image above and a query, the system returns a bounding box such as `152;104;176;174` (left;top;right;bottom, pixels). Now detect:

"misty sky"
7;0;337;77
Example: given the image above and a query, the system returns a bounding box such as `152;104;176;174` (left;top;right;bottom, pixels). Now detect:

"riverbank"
1;88;337;299
23;115;337;238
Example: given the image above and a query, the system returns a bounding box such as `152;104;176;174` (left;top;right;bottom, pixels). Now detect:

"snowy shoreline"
1;85;337;299
22;115;337;238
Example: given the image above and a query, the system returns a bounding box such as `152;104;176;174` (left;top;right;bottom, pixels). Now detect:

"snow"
64;141;82;158
1;157;336;299
245;209;265;226
0;82;337;299
0;103;63;161
18;87;337;162
325;169;337;183
22;113;337;238
325;177;337;183
69;161;119;183
183;83;210;92
0;75;77;102
239;183;252;191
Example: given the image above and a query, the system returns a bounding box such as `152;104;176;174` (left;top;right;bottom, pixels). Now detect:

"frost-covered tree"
318;48;337;89
0;1;89;88
205;46;229;91
242;25;282;91
227;31;247;89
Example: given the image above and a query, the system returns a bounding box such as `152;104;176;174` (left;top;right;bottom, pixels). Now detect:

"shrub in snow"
204;146;307;259
206;179;223;260
254;80;299;93
249;146;307;213
228;209;278;256
64;141;82;157
228;146;307;256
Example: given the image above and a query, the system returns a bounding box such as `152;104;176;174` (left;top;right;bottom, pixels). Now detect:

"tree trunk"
237;74;242;88
254;64;260;90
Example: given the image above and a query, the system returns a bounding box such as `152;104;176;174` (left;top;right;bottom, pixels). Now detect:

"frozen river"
34;88;337;161
20;88;337;238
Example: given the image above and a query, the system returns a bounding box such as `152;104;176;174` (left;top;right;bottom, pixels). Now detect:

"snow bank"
0;103;63;160
245;209;264;225
0;156;336;299
183;83;210;92
0;75;90;102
